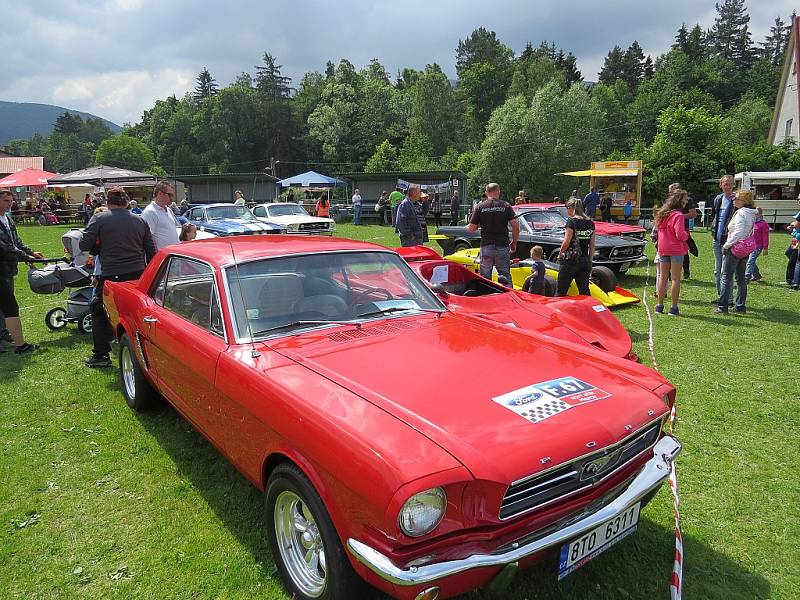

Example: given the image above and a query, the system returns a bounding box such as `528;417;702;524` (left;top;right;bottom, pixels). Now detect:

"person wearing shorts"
653;191;689;316
0;189;43;354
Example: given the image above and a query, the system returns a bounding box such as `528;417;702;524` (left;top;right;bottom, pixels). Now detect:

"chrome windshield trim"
347;436;681;587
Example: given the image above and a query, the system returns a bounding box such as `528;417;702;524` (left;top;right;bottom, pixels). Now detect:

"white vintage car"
252;202;335;235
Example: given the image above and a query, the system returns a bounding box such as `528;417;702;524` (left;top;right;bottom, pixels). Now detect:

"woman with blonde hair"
715;190;759;314
654;191;689;316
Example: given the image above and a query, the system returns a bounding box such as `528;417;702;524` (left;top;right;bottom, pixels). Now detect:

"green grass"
1;224;797;599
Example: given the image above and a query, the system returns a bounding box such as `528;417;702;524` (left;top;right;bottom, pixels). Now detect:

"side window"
151;259;169;306
253;205;265;217
160;257;222;336
189;208;202;221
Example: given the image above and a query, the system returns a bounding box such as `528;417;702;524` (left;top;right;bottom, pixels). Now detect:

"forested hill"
0;101;121;145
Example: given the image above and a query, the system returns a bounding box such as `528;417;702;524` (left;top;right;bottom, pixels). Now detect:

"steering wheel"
351;287;394;304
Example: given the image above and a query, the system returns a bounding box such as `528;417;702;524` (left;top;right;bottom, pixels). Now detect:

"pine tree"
708;0;754;69
193;67;218;101
621;41;647;87
685;25;706;61
674;23;689;50
760;16;789;65
255;53;292;99
598;46;626;84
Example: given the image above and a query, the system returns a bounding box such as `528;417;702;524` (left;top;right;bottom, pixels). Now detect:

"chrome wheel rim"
121;346;136;400
274;490;326;597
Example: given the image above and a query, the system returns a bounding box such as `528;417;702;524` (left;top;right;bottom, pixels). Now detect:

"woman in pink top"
746;207;770;282
654;191;689;316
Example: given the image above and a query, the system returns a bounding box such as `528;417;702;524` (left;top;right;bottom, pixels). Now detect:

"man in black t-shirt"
467;183;519;282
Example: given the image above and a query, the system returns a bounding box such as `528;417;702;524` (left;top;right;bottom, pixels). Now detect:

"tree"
456;28;514;144
406;64;457;156
54;112;83;135
456;27;514;75
94;135;155;171
352;60;398;161
471;81;604;198
598;46;626;84
760;16;789;65
365;140;399;172
193;67;218;101
307;60;362;162
708;0;754;69
642;106;725;201
398;130;434;171
721;93;773;147
254;53;294;161
620;41;648;88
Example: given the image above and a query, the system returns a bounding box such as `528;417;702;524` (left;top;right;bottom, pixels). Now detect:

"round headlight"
398;487;446;537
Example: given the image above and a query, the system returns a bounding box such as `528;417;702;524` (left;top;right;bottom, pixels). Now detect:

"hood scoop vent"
328;320;421;342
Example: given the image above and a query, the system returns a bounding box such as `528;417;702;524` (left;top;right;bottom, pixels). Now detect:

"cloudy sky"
0;0;795;125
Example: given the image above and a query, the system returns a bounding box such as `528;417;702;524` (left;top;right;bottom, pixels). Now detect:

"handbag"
374;202;381;213
730;234;756;259
561;235;584;266
687;236;699;257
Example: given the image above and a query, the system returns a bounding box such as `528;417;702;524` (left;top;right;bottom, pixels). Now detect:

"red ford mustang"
103;236;680;600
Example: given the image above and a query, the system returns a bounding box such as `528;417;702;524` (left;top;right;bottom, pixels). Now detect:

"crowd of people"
3;175;799;360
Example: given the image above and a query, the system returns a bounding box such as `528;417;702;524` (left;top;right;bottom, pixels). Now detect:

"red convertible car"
396;246;638;361
103;236;681;600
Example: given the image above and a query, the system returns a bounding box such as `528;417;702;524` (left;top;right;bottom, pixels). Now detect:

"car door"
145;256;228;437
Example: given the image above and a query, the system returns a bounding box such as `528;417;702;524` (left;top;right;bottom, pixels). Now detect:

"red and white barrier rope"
642;258;683;600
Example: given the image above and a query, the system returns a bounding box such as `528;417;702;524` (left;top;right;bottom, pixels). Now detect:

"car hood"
266;313;668;483
200;218;282;233
595;222;645;236
259;215;333;226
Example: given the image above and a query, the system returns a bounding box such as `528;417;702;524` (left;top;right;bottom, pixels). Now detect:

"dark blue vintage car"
185;203;284;236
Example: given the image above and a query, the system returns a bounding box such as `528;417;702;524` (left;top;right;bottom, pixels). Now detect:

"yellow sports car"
444;247;640;308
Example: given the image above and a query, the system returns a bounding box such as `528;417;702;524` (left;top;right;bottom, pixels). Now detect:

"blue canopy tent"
278;170;345;188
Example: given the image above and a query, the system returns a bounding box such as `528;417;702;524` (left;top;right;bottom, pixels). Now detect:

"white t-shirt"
234;196;246;206
352;194;362;205
0;214;9;230
141;201;180;250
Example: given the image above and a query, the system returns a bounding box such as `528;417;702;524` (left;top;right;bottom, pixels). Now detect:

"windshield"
519;210;566;231
269;204;309;217
226;251;444;340
206;205;257;221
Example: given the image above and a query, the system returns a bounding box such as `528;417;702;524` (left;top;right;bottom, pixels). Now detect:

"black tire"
265;463;369;600
549;249;561;262
77;312;93;334
591;265;617;292
45;307;68;330
453;240;471;253
119;333;158;411
543;275;557;297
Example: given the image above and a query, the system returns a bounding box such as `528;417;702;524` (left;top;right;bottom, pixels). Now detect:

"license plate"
557;502;640;580
619;261;631;272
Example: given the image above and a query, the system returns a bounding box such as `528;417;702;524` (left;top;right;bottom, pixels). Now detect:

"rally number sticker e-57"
492;377;611;424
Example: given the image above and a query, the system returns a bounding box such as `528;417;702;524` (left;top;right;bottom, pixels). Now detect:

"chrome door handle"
143;316;158;323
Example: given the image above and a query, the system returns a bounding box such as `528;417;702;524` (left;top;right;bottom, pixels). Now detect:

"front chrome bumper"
347;435;681;587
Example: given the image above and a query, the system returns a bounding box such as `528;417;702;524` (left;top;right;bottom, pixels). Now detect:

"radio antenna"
229;240;261;359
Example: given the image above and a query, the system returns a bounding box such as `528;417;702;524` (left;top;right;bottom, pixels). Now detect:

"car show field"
1;223;797;599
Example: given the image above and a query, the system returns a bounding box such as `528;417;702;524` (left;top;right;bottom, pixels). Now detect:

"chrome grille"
499;420;662;520
300;222;329;231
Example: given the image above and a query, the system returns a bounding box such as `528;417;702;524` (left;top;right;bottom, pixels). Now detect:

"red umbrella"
0;167;58;188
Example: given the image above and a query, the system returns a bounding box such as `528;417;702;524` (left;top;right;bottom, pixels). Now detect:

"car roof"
170;235;392;267
255;202;301;207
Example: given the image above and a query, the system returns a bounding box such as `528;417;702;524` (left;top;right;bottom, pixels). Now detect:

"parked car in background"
435;206;646;273
252;202;335;235
103;236;680;600
184;203;284;236
519;203;646;239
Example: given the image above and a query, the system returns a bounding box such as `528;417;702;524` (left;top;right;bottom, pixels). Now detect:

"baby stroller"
28;229;94;334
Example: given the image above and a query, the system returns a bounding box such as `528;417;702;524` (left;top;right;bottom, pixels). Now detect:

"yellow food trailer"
558;160;643;220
